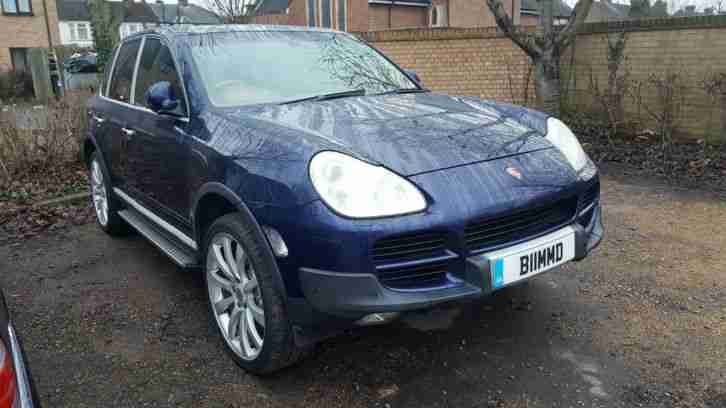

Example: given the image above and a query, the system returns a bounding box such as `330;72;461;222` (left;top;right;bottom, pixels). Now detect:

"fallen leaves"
0;161;92;244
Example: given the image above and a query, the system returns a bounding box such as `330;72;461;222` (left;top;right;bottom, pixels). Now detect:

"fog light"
355;312;400;326
262;226;288;258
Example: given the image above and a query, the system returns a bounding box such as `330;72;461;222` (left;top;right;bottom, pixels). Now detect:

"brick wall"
0;0;61;69
563;16;726;140
252;13;290;25
449;0;519;28
359;17;726;140
358;27;534;105
368;4;428;30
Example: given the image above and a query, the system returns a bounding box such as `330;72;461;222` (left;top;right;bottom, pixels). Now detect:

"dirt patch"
0;161;92;244
581;168;726;407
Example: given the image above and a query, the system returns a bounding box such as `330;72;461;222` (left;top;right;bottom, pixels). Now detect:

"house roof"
583;0;629;22
520;0;573;18
253;0;289;15
117;1;158;23
148;3;222;24
56;0;164;24
57;0;90;21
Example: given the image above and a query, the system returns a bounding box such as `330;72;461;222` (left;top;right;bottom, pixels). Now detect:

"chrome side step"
118;208;199;269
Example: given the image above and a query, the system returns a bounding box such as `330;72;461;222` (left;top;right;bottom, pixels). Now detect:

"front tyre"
88;152;130;236
204;213;303;374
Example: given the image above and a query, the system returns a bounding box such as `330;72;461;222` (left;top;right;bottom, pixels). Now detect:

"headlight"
546;118;588;173
309;151;427;218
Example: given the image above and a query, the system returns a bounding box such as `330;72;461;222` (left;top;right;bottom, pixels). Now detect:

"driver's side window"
133;37;187;115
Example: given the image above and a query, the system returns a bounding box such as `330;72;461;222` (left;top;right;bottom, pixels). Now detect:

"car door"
126;35;192;230
103;38;143;191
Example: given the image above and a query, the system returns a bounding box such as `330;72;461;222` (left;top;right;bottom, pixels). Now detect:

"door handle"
121;128;136;138
92;114;105;124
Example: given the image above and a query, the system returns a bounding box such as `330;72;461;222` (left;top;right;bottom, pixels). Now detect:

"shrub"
0;70;34;102
0;91;90;182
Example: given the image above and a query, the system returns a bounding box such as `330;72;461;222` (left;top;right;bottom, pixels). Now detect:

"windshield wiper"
279;88;366;105
376;88;429;96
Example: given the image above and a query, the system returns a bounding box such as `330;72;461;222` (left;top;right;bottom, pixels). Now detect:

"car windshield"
188;30;418;107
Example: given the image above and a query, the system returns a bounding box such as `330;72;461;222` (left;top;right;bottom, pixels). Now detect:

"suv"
84;25;603;374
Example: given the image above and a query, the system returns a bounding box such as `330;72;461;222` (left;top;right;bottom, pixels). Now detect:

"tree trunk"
721;92;726;138
534;53;561;117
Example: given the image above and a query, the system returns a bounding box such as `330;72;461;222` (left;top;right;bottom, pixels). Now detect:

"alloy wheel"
91;159;108;226
207;233;266;361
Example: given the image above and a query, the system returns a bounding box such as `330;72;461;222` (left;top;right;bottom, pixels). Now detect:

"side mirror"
404;69;423;86
145;81;180;115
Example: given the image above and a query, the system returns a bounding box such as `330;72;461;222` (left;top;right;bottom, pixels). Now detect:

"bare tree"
486;0;594;116
203;0;258;23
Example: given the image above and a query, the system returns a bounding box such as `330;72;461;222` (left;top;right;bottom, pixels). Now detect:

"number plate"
488;226;576;289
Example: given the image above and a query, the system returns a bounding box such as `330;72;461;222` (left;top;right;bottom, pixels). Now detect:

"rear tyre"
88;152;130;236
204;213;304;374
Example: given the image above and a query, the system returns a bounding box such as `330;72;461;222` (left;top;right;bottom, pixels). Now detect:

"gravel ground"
0;165;724;408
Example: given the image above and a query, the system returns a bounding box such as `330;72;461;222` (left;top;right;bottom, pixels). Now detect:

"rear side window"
133;37;187;115
108;39;141;103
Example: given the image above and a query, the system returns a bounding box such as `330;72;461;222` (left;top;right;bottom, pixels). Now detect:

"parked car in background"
0;290;40;407
63;53;98;74
83;25;603;374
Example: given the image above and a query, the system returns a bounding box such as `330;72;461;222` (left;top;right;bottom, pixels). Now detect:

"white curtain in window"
17;0;29;12
2;0;17;13
77;23;89;41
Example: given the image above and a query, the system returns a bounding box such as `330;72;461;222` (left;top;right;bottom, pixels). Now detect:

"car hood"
225;92;553;176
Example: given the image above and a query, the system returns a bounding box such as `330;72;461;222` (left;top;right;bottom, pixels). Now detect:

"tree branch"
557;0;595;50
486;0;542;59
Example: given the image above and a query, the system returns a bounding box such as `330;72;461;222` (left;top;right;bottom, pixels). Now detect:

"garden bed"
0;161;92;244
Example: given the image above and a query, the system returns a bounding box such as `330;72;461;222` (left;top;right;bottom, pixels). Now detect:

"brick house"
0;0;61;72
253;0;574;31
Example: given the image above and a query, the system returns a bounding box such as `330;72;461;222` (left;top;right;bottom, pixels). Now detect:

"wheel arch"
191;183;290;301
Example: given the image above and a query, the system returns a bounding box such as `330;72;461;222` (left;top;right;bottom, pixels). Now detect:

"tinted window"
189;31;417;107
108;39;141;103
133;37;187;115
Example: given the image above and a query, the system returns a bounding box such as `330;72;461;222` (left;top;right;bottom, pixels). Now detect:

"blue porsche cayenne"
84;25;603;373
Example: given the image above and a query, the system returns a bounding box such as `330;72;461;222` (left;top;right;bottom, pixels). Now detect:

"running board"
118;208;200;269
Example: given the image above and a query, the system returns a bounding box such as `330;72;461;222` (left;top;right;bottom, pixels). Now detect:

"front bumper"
299;203;603;318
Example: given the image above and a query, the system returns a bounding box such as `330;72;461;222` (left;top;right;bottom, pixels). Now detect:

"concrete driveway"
1;167;724;408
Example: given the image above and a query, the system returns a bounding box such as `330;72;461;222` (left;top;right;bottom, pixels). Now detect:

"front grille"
377;260;449;290
372;231;446;265
464;197;578;252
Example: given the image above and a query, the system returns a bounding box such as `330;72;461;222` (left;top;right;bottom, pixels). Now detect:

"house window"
69;22;92;42
321;0;331;28
430;4;447;27
77;22;90;41
337;0;346;31
2;0;32;15
307;0;316;27
120;23;144;39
